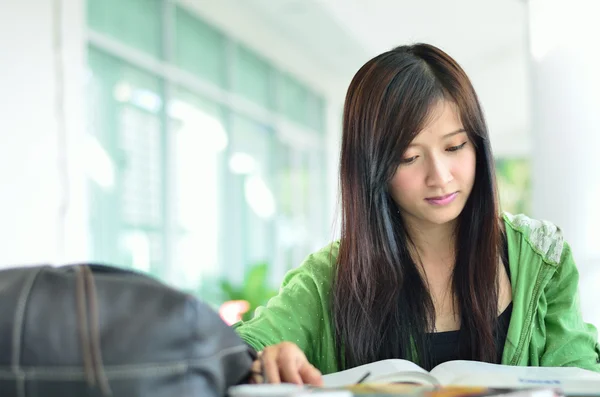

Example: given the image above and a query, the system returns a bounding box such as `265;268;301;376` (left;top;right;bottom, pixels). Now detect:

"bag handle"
75;265;112;396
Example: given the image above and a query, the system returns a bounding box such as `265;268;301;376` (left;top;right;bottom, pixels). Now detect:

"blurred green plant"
496;158;531;215
219;261;279;321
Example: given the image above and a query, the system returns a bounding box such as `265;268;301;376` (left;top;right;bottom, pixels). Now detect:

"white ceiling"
241;1;526;82
182;0;532;156
239;0;531;156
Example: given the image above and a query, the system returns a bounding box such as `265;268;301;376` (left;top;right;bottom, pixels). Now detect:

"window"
174;6;227;87
86;47;165;274
86;2;329;305
278;73;308;126
233;44;273;109
88;0;163;59
168;87;227;293
226;114;276;283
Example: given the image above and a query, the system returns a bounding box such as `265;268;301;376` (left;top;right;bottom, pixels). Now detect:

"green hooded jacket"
234;213;600;373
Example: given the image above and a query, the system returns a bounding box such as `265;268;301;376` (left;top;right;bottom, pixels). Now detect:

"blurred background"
0;0;598;327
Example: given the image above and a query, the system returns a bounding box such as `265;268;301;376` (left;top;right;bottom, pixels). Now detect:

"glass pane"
272;140;296;273
174;6;227;87
86;47;165;274
309;148;328;246
278;73;308;125
226;114;276;284
120;106;162;229
306;91;325;133
87;0;162;59
275;144;293;217
86;49;121;267
167;87;227;299
234;44;272;109
295;150;312;261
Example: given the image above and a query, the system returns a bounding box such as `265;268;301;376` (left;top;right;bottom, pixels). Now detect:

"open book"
322;359;600;395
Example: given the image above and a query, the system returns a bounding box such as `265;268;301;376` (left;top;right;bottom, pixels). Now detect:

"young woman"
233;43;600;385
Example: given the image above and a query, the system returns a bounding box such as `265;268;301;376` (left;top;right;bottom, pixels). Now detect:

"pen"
355;371;371;385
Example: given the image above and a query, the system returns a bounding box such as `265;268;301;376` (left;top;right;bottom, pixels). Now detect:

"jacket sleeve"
540;242;600;372
232;251;333;366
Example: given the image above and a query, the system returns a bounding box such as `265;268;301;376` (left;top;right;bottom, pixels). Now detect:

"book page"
322;359;435;388
430;360;600;394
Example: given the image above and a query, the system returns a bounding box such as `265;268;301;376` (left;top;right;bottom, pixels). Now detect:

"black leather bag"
0;264;254;397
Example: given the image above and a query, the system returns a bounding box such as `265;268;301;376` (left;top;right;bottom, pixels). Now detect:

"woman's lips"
425;192;458;206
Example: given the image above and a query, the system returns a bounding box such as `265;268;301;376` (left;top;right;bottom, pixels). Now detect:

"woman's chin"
420;207;464;226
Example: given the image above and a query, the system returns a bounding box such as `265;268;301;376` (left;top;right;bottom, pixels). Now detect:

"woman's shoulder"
281;241;340;287
502;212;566;266
305;241;340;266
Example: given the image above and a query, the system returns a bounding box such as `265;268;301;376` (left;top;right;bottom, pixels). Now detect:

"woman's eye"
447;142;467;152
400;156;418;165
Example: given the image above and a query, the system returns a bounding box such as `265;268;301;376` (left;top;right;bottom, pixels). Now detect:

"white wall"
468;50;531;158
527;0;600;328
314;0;531;160
0;0;88;266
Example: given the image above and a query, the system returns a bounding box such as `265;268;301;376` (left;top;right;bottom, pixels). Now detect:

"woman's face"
389;100;476;230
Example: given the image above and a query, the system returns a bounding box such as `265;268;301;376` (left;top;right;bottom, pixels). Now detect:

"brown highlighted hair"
333;44;501;370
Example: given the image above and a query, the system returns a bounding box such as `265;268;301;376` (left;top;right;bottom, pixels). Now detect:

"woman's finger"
277;351;304;385
261;348;281;384
249;359;263;384
299;363;323;386
250;359;261;374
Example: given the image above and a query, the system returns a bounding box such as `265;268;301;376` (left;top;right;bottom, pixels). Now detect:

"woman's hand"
250;342;323;386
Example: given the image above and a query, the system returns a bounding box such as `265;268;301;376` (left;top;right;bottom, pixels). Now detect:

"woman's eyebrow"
442;128;466;138
408;128;466;148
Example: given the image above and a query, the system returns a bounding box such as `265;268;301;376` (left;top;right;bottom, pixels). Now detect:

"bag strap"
75;265;112;396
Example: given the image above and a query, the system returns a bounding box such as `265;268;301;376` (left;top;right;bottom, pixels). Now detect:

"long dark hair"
333;44;501;370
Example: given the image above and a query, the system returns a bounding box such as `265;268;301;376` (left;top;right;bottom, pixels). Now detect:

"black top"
424;236;512;370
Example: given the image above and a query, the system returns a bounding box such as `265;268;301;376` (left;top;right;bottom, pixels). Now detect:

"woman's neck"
404;218;457;266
